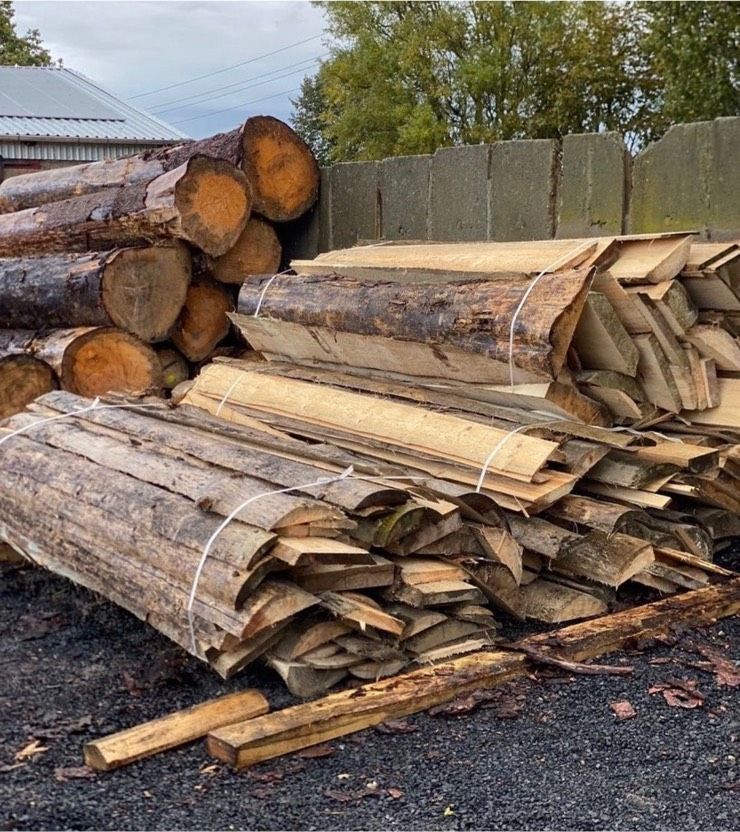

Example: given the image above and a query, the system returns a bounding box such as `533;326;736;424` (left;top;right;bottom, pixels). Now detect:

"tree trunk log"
0;117;318;222
210;217;282;285
0;354;58;419
0;327;162;396
0;156;251;258
156;345;190;389
237;269;593;381
0;245;191;342
172;275;234;362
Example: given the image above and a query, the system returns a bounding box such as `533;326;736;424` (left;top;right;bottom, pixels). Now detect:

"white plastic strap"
0;399;167;449
253;269;291;318
215;376;242;417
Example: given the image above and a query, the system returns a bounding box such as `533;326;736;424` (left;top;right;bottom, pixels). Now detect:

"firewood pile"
0;116;319;419
1;229;738;698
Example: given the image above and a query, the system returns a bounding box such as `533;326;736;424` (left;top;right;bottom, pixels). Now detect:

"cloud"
13;0;327;137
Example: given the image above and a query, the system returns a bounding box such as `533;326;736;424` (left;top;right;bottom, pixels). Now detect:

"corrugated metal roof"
0;67;187;143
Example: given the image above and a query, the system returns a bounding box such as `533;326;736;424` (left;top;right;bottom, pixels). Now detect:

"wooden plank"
207;579;740;768
572;292;639;376
84;689;269;771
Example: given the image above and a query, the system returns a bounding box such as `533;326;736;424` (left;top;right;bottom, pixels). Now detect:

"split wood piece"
319;592;406;638
9;408;342;533
554;532;655;587
156;346;190;390
0;354;57;419
634;333;683;413
522;579;608;623
385;579;485;608
586;450;678;490
0;327;161;397
605;234;692;285
404;619;489;656
572;292;639;376
469;526;523;585
294;556;395;593
0;246;191;342
591;272;652;335
635;294;690;368
0;541;26;564
207;578;740;768
682;273;740;312
187;364;560;483
684;325;740;372
266;656;348;699
0;156;251;258
84;689;269;771
277;619;353;660
171;275;234;362
237;267;594;383
292;239;603;282
547;494;643;534
682;378;740;428
210;217;281;284
576;370;651;422
580;481;672;510
396;557;468;586
272;537;375;569
0;116;318;222
632;441;719;474
624;281;698;336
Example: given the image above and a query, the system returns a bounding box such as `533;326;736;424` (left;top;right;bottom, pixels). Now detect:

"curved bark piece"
0;156;251;258
0;245;191;342
0;117;318;223
0;327;162;396
172;275;234;362
238;269;593;381
0;354;58;419
210;217;282;284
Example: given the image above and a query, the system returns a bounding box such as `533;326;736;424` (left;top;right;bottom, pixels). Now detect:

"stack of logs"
0;116;319;419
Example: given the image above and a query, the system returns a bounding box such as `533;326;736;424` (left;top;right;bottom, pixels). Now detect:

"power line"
127;33;323;100
150;54;327;114
171;86;302;126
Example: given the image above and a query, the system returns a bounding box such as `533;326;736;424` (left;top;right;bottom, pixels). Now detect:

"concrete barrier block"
557;132;627;238
380;154;431;240
330;161;380;249
429;144;489;241
489;139;556;240
629;118;740;239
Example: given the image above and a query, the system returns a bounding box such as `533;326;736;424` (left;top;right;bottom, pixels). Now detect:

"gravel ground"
0;562;738;831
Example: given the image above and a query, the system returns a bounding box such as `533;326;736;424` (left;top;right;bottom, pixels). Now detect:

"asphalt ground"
1;562;738;831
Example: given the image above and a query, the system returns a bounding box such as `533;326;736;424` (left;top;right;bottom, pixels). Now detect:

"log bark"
0;116;318;222
210;217;282;284
237;269;593;382
0;354;57;419
0;327;162;396
171;275;234;362
0;156;251;258
0;245;191;342
156;345;190;389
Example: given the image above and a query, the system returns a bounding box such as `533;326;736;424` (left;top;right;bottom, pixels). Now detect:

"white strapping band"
253;269;292;319
215;376;243;417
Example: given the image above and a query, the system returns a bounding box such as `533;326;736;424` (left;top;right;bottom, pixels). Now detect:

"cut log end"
211;217;282;284
156;346;190;390
0;355;58;419
171;277;234;362
241;116;319;222
102;245;192;342
63;329;162;397
174;156;252;257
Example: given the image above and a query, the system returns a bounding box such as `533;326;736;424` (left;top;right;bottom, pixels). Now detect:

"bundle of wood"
0;116;319;418
1;386;731;697
235;234;740;428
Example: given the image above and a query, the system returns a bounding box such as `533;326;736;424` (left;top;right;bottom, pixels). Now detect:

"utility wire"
171;86;302;126
150;54;327;114
127;33;323;100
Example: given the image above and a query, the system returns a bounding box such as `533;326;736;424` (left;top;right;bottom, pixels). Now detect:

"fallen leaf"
324;788;356;803
53;766;96;782
0;762;24;773
250;786;275;799
199;764;219;776
19;613;68;641
375;718;418;734
337;773;351;780
14;740;49;762
296;744;335;759
122;670;144;697
248;769;283;784
443;805;455;817
696;646;740;688
649;678;705;709
387;787;404;799
610;699;636;720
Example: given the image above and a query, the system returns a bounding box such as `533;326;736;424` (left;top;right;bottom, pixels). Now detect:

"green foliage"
0;1;54;66
291;1;739;162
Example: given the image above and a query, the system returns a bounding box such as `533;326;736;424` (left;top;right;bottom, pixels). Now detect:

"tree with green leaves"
291;1;738;162
0;1;54;66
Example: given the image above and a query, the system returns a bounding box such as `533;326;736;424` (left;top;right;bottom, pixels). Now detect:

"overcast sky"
13;1;328;138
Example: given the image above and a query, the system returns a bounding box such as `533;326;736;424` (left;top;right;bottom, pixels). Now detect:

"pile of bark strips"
2;230;738;699
0;115;319;419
